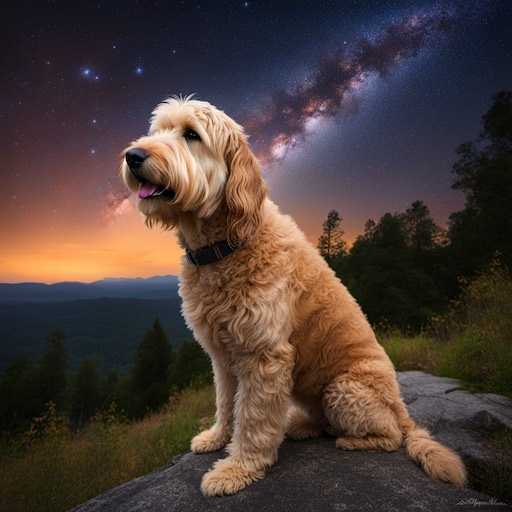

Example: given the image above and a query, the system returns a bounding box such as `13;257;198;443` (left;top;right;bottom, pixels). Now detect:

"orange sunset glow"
0;192;359;284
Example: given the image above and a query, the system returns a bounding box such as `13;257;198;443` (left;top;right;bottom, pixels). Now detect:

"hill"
0;297;189;371
0;275;179;303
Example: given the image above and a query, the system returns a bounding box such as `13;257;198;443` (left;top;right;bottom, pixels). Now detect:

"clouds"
244;9;455;164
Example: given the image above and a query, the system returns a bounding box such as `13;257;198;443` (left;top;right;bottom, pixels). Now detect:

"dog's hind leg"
322;370;402;452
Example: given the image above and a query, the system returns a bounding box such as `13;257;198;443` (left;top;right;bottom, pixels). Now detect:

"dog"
121;96;466;496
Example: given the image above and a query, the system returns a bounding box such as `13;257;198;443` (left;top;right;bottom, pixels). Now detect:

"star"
135;66;144;75
81;67;92;77
92;119;97;125
90;148;96;155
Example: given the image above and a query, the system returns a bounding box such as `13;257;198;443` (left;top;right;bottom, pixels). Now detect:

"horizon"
5;1;511;283
0;273;179;286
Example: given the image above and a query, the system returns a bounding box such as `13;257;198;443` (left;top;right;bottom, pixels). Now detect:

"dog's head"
121;96;266;244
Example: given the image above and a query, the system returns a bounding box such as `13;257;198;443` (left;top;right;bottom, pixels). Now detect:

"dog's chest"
178;263;289;353
179;268;247;348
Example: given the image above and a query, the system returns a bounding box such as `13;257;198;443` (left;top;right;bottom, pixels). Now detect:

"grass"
381;334;440;373
0;385;215;512
381;260;512;397
382;331;512;397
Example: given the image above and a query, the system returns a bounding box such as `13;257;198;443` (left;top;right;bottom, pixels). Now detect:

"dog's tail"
393;401;466;487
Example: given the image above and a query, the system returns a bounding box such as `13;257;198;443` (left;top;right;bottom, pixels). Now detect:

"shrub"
382;259;512;397
0;386;215;512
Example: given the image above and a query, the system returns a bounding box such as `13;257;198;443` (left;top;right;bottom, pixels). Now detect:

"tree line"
0;319;211;433
317;91;512;330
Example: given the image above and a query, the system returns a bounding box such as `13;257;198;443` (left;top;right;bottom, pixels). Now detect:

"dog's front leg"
191;354;236;453
200;343;295;496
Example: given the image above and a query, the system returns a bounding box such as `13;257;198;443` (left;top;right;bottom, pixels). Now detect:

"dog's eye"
183;128;201;142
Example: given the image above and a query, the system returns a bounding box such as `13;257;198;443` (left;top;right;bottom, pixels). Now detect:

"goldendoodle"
121;96;466;496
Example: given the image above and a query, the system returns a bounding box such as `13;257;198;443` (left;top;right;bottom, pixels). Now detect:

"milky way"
245;9;456;164
105;8;459;219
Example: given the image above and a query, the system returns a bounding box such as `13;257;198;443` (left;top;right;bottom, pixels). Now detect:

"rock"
398;371;512;463
73;372;512;512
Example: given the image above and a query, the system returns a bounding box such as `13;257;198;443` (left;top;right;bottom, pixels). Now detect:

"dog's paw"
201;457;264;496
191;428;229;454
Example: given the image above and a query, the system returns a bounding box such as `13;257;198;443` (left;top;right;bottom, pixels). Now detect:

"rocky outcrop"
398;371;512;464
73;372;512;512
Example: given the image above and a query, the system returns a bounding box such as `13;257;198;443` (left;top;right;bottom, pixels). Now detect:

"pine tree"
169;340;212;390
71;358;101;427
318;210;347;262
38;329;67;410
402;200;444;252
0;357;40;431
130;318;173;417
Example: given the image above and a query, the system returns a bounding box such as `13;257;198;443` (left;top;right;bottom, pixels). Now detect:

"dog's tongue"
138;183;159;199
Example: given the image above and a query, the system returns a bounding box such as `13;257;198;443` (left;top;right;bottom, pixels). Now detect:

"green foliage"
38;330;68;409
0;297;189;374
381;335;440;373
71;359;102;428
322;92;512;330
436;259;512;395
0;315;213;432
335;202;448;330
129;318;174;418
382;259;512;397
448;90;512;275
0;332;69;432
0;386;215;512
0;358;40;432
170;340;212;391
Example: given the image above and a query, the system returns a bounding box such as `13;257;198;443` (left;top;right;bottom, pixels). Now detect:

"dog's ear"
225;134;267;245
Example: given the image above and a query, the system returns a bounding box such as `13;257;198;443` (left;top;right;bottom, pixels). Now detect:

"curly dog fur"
121;96;466;496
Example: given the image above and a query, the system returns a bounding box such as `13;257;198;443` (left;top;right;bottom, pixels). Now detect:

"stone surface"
73;372;512;512
398;371;512;463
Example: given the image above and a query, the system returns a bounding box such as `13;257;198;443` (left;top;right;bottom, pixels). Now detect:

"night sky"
4;0;512;283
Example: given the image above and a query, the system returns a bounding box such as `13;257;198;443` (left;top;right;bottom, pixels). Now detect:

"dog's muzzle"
125;147;176;200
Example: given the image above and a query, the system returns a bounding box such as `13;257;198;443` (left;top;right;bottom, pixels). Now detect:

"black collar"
185;240;242;266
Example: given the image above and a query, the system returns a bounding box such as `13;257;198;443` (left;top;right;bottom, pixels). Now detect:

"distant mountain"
0;275;180;303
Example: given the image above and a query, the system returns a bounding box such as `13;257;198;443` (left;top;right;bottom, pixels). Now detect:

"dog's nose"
125;148;149;171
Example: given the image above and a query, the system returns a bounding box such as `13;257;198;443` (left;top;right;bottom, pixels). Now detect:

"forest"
319;91;512;330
